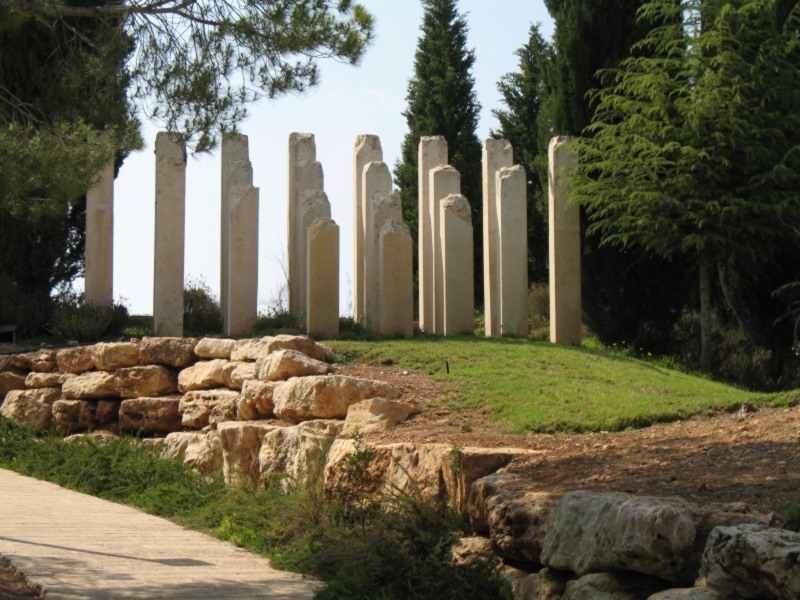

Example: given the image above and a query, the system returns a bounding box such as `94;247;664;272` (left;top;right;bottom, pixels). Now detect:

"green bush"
49;292;129;342
184;277;223;337
528;283;550;341
253;311;303;336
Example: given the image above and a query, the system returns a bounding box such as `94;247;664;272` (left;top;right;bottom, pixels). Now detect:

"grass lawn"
329;336;794;433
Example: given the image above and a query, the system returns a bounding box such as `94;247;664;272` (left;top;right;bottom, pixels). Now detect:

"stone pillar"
368;190;402;331
220;134;252;325
379;219;414;338
497;165;529;337
307;217;339;337
418;137;448;333
288;133;324;316
548;136;581;345
300;190;332;326
429;165;461;335
482;139;514;336
353;135;383;322
153;133;186;337
85;159;114;306
361;162;393;326
226;185;259;335
440;194;474;336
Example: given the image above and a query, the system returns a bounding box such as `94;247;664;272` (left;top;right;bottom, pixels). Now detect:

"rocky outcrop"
179;389;240;428
119;397;182;433
257;349;330;381
194;338;236;360
11;350;57;373
91;342;139;371
701;523;800;599
0;388;61;431
139;337;198;368
273;375;399;424
562;572;668;600
162;431;222;474
231;335;328;362
56;346;95;374
0;371;27;400
259;420;343;488
340;398;420;437
217;421;279;485
238;380;277;420
177;359;228;393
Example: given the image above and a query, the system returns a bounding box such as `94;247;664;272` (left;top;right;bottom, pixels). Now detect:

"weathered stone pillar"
288;133;324;316
548;137;581;345
379;219;414;338
497;165;528;337
418;137;448;333
353;135;383;323
300;190;332;326
226;185;259;336
429;165;461;335
220;134;252;326
85;159;114;306
153;133;186;337
368;190;402;331
361;161;392;326
482;139;514;336
440;194;474;336
307;217;339;337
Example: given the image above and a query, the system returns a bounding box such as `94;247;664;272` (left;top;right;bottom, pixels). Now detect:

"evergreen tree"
394;0;483;310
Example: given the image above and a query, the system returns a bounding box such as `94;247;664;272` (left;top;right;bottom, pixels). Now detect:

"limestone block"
450;537;498;566
92;342;140;371
238;380;278;420
25;372;61;389
52;400;96;434
701;523;800;599
273;375;399;424
153;132;186;337
11;350;57;373
259;420;343;488
56;346;95;374
0;371;27;400
353;135;383;323
440;194;474;336
648;590;725;600
85;159;114;306
418;137;448;333
562;573;669;600
139;337;198;368
209;393;239;425
430;166;462;334
95;400;121;424
500;566;572;600
230;339;256;362
548;137;581;345
256;349;329;382
62;371;119;399
226;185;259;335
179;389;240;429
341;398;420;438
306;217;339;337
298;190;332;323
163;431;222;474
178;359;228;393
0;388;61;431
367;189;402;330
218;421;280;485
482;139;514;337
497;166;529;337
116;365;178;399
222;361;257;390
379;219;414;338
195;338;236;360
362;162;394;327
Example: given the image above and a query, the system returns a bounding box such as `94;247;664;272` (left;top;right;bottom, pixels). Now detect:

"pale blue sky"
101;0;554;315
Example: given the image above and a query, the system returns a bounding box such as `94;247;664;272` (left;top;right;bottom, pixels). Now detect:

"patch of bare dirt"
0;557;42;599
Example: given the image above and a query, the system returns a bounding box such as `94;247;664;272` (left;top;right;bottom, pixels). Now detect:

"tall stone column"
220;134;252;326
353;135;383;322
226;185;259;335
85;159;115;306
153;133;186;337
418;137;448;333
429;165;461;335
482;139;514;336
362;163;393;328
548;136;581;345
368;190;402;331
497;165;529;337
300;190;332;327
380;219;414;339
440;194;474;336
288;133;324;316
307;217;340;337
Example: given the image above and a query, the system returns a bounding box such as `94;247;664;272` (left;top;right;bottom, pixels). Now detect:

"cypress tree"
394;0;483;311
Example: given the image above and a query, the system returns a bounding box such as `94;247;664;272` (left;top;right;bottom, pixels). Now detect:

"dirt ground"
336;363;800;521
0;558;41;599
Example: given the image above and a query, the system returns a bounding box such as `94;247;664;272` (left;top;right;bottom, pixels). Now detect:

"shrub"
253;311;303;336
183;277;223;337
528;283;550;340
49;292;129;342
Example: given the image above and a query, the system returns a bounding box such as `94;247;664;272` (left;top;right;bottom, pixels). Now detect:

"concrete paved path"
0;469;318;599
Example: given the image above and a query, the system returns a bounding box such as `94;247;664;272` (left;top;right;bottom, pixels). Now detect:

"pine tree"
394;0;483;310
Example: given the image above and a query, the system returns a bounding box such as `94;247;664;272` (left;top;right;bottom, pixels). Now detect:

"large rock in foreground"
11;350;57;373
0;371;27;400
194;338;235;360
177;359;228;393
140;337;198;368
163;431;222;474
256;349;329;381
0;388;61;431
52;399;120;434
56;346;95;374
62;371;119;399
119;397;182;433
179;389;240;428
340;398;420;437
231;335;328;362
501;566;572;600
259;420;343;488
218;421;279;485
116;365;178;398
562;572;668;600
647;590;725;600
238;380;278;420
91;342;139;371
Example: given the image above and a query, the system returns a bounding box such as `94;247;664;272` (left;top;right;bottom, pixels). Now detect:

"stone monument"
418;137;448;333
379;219;414;338
353;135;383;323
440;194;474;336
368;190;402;331
497;165;528;336
306;217;340;337
85;159;114;306
226;185;259;335
299;190;332;324
429;165;461;335
362;162;393;327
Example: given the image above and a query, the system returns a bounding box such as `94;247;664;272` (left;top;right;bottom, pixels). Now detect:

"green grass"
329;336;794;433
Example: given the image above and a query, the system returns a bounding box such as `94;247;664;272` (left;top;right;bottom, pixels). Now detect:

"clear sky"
100;0;555;316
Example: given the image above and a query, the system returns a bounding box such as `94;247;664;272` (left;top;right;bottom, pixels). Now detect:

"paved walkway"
0;469;317;599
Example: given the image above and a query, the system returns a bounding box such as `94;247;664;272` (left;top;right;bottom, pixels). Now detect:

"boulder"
701;523;800;599
64;429;121;444
91;342;140;371
451;537;497;566
139;337;198;368
116;365;178;399
217;421;279;485
230;339;257;362
0;388;61;431
647;590;725;600
231;335;328;362
162;431;222;474
209;393;239;426
11;350;57;373
194;338;236;360
56;346;95;374
177;359;228;393
540;491;761;584
256;349;330;381
119;396;182;433
179;389;240;428
341;398;420;437
95;400;121;424
222;362;257;390
273;375;399;424
501;566;572;600
562;573;668;600
25;372;63;389
52;400;96;433
62;371;119;399
259;420;343;488
0;371;27;400
237;380;278;420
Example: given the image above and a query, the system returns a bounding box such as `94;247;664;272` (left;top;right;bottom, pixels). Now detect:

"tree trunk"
699;252;713;372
